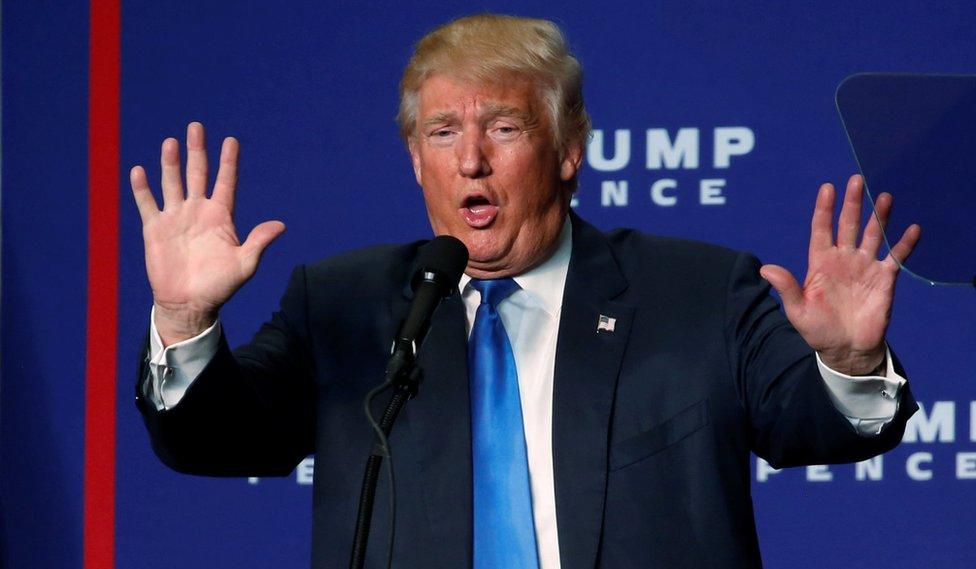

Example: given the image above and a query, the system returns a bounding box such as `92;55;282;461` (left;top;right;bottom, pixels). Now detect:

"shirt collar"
459;216;572;318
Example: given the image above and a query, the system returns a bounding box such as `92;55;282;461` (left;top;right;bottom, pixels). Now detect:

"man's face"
408;74;583;278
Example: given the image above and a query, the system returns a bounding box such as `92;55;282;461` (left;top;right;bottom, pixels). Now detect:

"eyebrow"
483;103;537;124
421;103;538;129
422;112;459;128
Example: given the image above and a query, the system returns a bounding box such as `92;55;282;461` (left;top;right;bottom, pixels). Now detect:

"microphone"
352;236;467;568
387;235;468;380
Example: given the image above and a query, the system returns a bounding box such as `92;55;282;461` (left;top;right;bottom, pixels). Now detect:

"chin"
464;246;502;266
462;246;514;275
458;230;506;260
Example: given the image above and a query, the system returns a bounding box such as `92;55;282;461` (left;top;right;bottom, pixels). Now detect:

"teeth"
469;204;489;213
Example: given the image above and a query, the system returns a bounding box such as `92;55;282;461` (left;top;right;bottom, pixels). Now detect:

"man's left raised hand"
759;174;921;376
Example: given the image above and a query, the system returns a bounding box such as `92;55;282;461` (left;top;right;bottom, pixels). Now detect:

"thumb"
240;220;286;274
759;264;804;310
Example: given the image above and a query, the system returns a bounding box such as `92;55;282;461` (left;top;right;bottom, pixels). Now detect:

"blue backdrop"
3;1;975;567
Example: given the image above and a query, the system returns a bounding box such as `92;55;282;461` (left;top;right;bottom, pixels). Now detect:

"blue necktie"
468;278;539;569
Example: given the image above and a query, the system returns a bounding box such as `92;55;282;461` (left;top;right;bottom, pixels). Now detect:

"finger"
160;137;185;208
759;264;804;311
836;174;863;248
809;183;834;254
185;122;208;199
240;220;286;275
884;224;921;269
129;165;160;222
212;137;239;213
859;192;892;258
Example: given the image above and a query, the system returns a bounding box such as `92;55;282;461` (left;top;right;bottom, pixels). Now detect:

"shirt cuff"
147;306;221;410
816;348;906;436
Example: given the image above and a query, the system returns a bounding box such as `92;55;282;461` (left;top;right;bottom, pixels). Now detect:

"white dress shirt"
147;217;906;569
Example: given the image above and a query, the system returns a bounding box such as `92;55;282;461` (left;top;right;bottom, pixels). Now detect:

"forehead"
415;73;543;118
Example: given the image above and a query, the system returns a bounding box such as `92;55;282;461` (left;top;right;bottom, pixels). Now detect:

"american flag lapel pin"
597;314;616;333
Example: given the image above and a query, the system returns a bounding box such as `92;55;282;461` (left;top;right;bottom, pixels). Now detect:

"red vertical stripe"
85;1;120;568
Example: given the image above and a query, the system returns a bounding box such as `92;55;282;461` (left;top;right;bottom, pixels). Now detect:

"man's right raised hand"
130;122;285;346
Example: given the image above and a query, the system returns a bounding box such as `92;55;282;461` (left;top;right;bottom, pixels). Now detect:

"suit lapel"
553;214;633;569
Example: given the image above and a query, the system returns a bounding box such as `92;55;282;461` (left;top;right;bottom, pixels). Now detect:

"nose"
457;130;491;178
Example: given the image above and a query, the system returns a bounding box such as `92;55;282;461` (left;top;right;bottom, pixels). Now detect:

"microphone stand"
349;347;423;569
346;236;468;567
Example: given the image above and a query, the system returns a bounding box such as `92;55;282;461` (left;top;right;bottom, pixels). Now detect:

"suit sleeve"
723;252;918;469
135;265;317;477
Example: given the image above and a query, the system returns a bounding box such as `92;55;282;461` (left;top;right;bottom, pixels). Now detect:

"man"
131;14;920;569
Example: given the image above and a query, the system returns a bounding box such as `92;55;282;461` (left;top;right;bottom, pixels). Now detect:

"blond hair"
397;14;590;152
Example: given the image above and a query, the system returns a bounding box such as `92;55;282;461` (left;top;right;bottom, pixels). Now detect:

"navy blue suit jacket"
138;213;917;568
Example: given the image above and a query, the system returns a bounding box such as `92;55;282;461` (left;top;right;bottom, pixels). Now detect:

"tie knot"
470;278;520;308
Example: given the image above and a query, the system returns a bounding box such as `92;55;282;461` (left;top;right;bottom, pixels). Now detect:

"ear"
407;138;423;186
559;138;584;182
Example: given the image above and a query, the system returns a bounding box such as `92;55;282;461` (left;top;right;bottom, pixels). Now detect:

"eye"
427;128;458;146
490;123;521;141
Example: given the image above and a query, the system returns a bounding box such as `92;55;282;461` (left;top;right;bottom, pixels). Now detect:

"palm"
760;175;920;374
131;123;284;340
791;244;893;352
144;198;249;313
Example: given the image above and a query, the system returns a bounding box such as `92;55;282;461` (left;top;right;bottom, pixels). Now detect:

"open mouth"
459;194;499;228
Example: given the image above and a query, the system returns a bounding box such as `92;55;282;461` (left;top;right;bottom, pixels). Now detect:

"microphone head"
412;235;469;294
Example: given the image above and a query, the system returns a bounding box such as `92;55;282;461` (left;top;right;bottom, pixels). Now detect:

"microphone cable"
363;378;398;569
